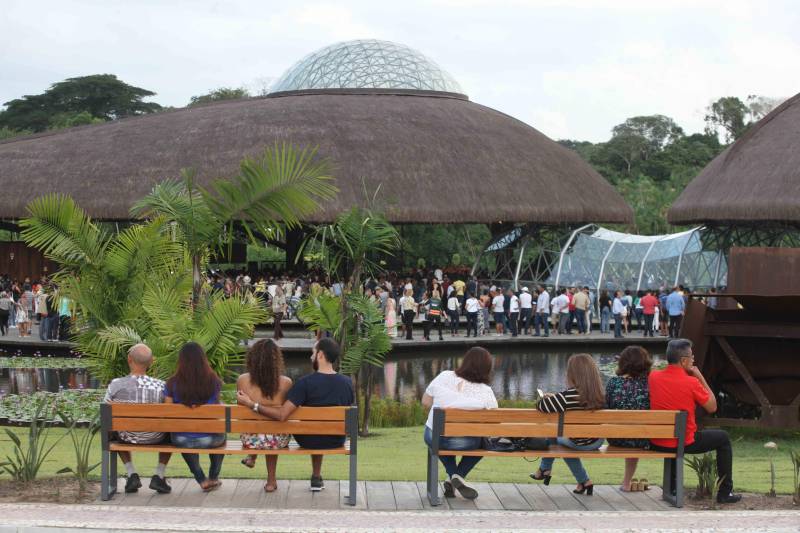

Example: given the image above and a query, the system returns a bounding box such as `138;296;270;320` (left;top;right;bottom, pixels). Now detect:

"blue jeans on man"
538;437;603;484
534;313;549;336
39;316;52;340
575;310;586;333
613;313;623;337
424;426;482;479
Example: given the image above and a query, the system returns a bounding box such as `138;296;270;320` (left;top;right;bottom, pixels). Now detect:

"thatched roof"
668;92;800;225
0;89;632;224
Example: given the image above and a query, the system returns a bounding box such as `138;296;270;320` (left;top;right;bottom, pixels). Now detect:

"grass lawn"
1;425;798;494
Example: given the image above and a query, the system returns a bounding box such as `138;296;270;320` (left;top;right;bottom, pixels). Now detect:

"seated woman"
237;339;293;492
165;342;225;492
422;347;497;500
605;345;652;491
530;353;605;496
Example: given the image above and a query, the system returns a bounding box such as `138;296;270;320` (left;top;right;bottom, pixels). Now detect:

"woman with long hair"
237;339;293;492
165;342;225;491
530;353;605;496
606;346;652;491
385;296;398;337
422;347;497;500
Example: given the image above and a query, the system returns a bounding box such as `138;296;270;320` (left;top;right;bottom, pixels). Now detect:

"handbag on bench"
482;436;549;452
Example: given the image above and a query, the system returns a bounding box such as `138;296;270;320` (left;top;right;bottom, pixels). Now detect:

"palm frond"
19;193;107;267
80;325;143;383
297;291;342;336
104;216;183;281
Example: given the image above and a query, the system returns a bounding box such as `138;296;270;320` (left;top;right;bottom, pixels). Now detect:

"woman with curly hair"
236;339;292;492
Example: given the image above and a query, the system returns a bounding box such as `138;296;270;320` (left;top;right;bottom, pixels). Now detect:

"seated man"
648;339;741;504
103;343;172;494
238;338;354;492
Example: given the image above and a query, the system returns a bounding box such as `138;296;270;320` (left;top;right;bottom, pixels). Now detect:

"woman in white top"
422;347;497;500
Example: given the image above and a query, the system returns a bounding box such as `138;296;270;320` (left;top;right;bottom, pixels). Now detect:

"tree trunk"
192;253;202;307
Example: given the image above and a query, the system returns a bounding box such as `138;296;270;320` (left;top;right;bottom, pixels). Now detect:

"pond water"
0;367;98;396
0;346;665;402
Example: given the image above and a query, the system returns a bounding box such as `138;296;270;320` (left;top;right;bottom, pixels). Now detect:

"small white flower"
764;441;778;449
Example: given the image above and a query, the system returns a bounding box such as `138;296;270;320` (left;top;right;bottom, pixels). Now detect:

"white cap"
243;276;251;283
521;287;529;292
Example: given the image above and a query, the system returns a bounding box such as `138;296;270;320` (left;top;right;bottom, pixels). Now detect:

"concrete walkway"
1;502;799;532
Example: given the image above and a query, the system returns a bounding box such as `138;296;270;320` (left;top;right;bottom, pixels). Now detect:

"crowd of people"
0;275;72;341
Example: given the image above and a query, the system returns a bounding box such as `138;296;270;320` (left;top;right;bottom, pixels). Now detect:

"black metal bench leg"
675;456;684;508
100;450;117;501
662;458;676;506
427;449;440;506
347;451;357;506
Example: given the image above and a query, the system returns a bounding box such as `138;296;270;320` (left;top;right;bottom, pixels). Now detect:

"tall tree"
0;74;161;132
188;87;250;107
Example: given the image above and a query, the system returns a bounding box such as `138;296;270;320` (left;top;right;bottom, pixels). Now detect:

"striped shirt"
538;387;601;447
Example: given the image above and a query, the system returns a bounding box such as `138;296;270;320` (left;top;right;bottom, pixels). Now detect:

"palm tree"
20;144;335;381
299;207;400;435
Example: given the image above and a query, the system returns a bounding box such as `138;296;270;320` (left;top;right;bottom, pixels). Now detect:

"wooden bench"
426;408;687;507
100;403;359;504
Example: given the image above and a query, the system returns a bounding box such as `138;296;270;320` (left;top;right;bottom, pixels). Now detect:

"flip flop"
202;480;222;492
241;457;256;469
264;482;278;493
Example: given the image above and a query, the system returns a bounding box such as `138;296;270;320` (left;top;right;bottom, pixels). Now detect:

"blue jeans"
539;437;603;484
534;313;549;336
600;308;610;333
613;313;623;337
575;310;586;333
172;433;226;484
424;426;482;479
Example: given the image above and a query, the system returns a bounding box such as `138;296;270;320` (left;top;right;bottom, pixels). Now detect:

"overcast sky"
2;0;798;142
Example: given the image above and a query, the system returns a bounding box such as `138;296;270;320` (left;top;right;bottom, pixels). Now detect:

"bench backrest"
102;403;356;437
434;408;686;443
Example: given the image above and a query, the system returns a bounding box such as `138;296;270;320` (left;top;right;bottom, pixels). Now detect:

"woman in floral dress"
605;345;652;491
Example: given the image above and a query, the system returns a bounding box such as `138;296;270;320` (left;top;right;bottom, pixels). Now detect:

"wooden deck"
96;478;673;512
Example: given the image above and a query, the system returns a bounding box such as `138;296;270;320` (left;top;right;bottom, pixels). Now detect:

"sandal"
241;456;256;469
630;478;640;491
202;480;222;492
530;469;552;486
264;482;278;493
639;478;650;491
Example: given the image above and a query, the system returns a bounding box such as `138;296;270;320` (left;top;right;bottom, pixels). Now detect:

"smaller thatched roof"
668;92;800;225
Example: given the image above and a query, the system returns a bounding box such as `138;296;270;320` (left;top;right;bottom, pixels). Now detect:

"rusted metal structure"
684;247;800;428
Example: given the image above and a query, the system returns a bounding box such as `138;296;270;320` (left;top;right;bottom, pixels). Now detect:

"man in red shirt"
639;290;659;337
649;339;741;504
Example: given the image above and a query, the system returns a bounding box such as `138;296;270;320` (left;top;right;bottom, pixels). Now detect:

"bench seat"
109;440;351;455
438;444;676;459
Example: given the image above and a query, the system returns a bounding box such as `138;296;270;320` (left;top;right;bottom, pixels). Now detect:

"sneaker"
442;480;455;498
310;475;324;492
149;475;172;494
449;475;478;500
717;492;742;504
125;473;142;493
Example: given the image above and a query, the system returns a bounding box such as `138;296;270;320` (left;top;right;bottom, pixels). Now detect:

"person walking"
385;296;398;338
419;291;432;341
491;290;505;336
446;290;460;337
428;289;444;340
271;286;287;340
508;289;520;337
464;292;480;338
640;290;659;337
0;292;12;336
572;287;590;334
598;290;612;334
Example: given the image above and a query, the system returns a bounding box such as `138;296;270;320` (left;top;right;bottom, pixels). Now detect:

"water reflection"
0;368;99;395
282;347;662;402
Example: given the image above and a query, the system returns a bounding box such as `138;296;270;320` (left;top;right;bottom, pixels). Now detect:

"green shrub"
687;452;716;498
366;399;426;428
0;399;66;482
56;411;101;492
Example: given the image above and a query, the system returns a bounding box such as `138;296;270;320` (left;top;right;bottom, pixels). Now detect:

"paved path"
0;322;667;355
1;501;799;532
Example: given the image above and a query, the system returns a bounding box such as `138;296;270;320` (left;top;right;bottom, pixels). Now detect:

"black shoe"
717;492;742;504
125;473;142;493
530;469;552;486
443;480;455;498
149;475;172;494
310;475;324;492
449;475;478;500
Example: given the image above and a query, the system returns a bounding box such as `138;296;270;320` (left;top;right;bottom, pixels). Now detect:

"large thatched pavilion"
0;39;632;278
668;91;800;428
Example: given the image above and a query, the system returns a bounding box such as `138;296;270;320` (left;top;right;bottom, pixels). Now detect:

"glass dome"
270;39;464;94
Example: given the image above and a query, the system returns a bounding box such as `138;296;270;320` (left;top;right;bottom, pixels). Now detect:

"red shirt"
648;365;710;447
640;294;659;315
567;292;575;311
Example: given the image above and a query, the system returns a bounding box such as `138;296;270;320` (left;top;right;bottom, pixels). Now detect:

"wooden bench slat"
443;423;559;437
109;440;350;455
562;425;676;439
442;409;679;424
438;444;676;459
110;404;227;418
111;418;226;432
230;406;347;421
229;420;345;435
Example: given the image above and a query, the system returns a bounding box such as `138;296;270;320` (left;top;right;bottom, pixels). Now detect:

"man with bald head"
103;343;172;494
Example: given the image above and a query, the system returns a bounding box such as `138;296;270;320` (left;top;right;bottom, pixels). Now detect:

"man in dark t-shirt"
237;338;354;492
